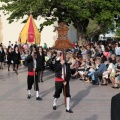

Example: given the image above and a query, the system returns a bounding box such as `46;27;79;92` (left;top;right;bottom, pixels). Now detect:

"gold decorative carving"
53;22;73;50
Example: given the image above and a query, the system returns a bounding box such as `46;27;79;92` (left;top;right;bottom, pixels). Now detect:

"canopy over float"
18;15;41;45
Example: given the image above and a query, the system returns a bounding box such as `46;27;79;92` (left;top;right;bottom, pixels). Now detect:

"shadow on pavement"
71;85;97;109
43;111;62;120
85;114;98;120
41;86;55;98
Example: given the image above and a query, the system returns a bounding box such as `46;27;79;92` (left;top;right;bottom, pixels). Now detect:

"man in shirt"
8;41;11;48
115;43;120;56
93;59;107;85
52;51;73;113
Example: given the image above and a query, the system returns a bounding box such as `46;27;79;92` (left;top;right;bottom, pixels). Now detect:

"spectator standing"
43;43;47;49
23;43;28;50
13;46;21;74
8;41;11;48
14;41;18;50
0;45;5;69
36;46;45;82
11;44;14;49
115;43;120;56
7;47;14;71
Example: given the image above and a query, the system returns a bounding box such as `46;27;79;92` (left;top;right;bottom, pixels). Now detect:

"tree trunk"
75;20;89;46
77;28;86;46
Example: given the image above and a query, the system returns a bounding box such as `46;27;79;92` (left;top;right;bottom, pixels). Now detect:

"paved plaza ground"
0;66;120;120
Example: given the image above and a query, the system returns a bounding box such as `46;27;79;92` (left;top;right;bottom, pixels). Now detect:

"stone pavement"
0;66;120;120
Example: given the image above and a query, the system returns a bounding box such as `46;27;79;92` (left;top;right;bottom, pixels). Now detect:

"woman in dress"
13;46;21;74
37;46;45;82
7;47;14;71
0;45;5;69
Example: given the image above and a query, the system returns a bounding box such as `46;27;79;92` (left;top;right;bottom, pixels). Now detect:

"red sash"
55;77;64;82
28;71;35;76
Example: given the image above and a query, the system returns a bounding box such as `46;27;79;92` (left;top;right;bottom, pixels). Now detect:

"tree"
116;29;120;36
1;0;120;45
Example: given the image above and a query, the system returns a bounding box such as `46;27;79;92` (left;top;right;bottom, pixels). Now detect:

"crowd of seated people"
63;41;120;89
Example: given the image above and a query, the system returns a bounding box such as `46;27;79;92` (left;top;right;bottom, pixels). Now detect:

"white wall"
68;24;78;42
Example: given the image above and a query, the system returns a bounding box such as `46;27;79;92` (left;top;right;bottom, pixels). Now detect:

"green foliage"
0;0;120;39
86;19;98;36
116;29;120;37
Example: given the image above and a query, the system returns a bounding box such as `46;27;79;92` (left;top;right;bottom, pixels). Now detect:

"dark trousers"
111;93;120;120
94;71;102;83
53;82;71;98
27;75;39;91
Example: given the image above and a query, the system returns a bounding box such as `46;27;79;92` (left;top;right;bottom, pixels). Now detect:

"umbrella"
19;15;41;44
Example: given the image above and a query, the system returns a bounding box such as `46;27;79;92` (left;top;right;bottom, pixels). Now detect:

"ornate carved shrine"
53;22;73;50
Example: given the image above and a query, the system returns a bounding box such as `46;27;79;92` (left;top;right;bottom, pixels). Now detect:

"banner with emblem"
19;15;41;45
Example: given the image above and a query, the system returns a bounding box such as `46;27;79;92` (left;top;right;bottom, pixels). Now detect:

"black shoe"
66;109;73;113
13;68;15;71
77;75;80;78
27;95;31;99
92;83;99;85
92;81;95;85
36;97;42;101
95;83;99;85
41;80;44;82
101;83;107;86
53;106;56;110
71;76;76;79
15;70;18;75
112;86;119;89
79;78;84;81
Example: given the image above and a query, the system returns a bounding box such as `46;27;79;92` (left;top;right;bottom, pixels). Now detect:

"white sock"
36;91;39;98
53;98;57;106
66;97;70;110
28;90;31;95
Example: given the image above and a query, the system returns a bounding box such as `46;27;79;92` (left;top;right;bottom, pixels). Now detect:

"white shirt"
101;45;105;52
115;47;120;55
62;64;66;80
34;60;37;69
108;63;115;73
